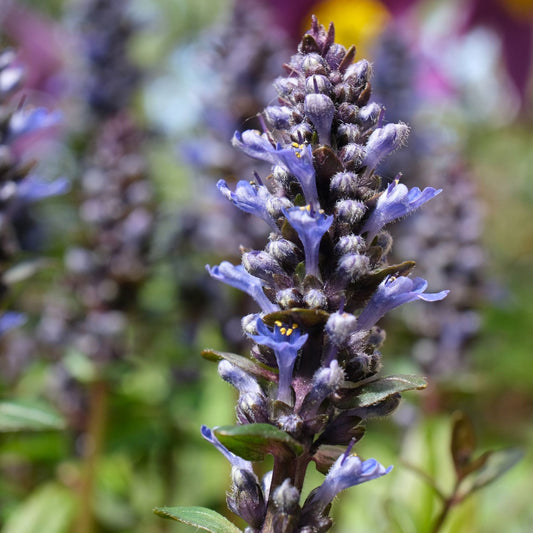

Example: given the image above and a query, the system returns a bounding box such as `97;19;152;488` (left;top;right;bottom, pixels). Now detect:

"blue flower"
217;179;278;231
249;318;308;404
232;131;319;209
361;179;442;242
201;425;253;471
206;261;278;314
305;449;392;514
283;205;333;278
0;311;26;336
356;275;449;331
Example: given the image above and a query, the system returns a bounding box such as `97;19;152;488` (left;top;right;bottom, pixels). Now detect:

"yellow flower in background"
304;0;391;59
501;0;533;19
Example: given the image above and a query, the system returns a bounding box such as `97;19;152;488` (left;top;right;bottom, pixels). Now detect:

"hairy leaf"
201;349;277;381
214;423;303;461
334;374;427;409
154;506;242;533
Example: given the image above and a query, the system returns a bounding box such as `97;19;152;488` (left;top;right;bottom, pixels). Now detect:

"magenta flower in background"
0;1;67;98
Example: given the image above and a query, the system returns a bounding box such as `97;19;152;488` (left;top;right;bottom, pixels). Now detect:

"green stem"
430;479;461;533
75;378;108;533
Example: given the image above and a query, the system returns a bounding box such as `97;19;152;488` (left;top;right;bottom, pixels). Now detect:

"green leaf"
201;349;277;381
0;401;65;432
214;423;303;461
153;506;242;533
467;448;523;494
2;482;76;533
334;375;427;409
451;411;477;477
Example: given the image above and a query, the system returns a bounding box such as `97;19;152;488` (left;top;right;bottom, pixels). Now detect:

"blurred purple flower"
17;175;70;202
0;312;26;336
8;107;61;142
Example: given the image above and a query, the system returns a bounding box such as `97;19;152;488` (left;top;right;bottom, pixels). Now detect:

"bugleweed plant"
155;17;449;533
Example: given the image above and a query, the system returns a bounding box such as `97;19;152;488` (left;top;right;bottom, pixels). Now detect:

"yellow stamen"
292;323;298;329
280;327;287;335
275;320;282;327
286;328;293;336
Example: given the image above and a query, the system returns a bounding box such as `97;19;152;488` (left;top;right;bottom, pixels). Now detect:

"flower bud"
266;195;293;220
290;122;314;144
343;59;372;86
335;234;367;256
336;253;370;281
301;360;345;417
228;467;266;529
241;313;259;336
325;43;347;70
242;250;286;285
330;172;358;199
264;105;293;129
304;94;335;145
337;102;358;123
362;123;410;173
304;288;328;309
338;143;365;170
274;76;300;97
335;199;367;225
305;74;332;95
273;479;300;514
326;312;358;348
358;103;382;128
336;123;361;145
302;53;327;76
218;360;262;395
277;412;303;435
266;238;301;268
237;392;269;424
276;288;302;308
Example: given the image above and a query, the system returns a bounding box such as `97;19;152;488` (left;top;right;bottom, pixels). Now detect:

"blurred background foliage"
0;0;532;532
